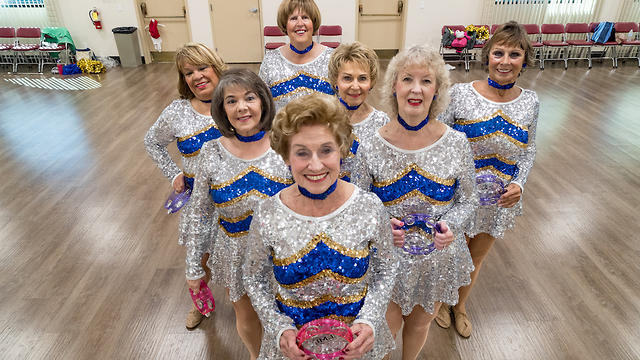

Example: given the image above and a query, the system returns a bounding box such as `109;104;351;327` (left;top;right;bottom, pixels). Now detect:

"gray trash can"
112;27;142;67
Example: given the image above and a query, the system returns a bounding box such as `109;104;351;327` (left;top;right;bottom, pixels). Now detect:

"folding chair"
614;22;640;67
490;24;501;35
522;24;543;65
318;25;342;49
0;27;15;70
565;23;594;68
264;26;286;51
13;27;41;73
440;25;470;71
540;23;568;70
40;34;70;73
589;22;617;68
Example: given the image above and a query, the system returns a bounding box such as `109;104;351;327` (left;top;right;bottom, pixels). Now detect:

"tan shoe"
452;306;472;338
435;304;451;329
186;304;204;330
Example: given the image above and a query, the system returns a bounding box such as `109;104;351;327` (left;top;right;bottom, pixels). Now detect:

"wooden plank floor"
0;58;639;360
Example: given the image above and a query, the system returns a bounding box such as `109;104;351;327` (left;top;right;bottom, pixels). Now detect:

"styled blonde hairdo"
482;21;535;73
175;43;228;100
276;0;321;35
381;43;451;120
271;93;353;162
328;42;380;89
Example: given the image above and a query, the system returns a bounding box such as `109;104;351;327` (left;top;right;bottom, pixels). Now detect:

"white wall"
260;0;357;43
404;0;483;49
56;0;139;56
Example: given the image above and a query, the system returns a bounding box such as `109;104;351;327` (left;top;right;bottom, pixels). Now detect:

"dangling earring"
485;61;489;66
522;63;527;68
393;92;396;98
433;95;437;100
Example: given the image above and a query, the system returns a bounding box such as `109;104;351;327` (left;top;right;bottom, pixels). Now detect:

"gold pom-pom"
77;58;106;74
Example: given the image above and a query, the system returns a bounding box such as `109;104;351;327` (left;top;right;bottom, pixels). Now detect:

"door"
136;0;191;62
357;0;406;54
210;0;263;63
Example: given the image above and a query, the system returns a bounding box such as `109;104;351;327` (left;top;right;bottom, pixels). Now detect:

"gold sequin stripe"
278;269;367;289
273;87;315;101
183;171;195;178
372;163;456;187
295;315;357;329
177;123;218;142
276;287;368;309
210;165;293;190
339;171;351;179
270;70;329;87
218;211;254;238
272;233;371;266
381;189;453;207
454;109;528;130
474;153;516;165
213;189;270;208
467;131;527;149
181;149;200;158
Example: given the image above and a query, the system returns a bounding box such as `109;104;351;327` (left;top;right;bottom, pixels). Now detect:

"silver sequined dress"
244;186;398;359
352;128;476;315
144;99;222;248
259;47;335;111
340;108;391;182
439;82;539;238
182;139;292;301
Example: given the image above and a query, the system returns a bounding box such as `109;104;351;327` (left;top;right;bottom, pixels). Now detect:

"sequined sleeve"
243;201;297;338
144;102;182;182
438;84;462;127
350;139;374;192
511;93;539;189
181;142;218;280
355;200;398;326
439;134;478;234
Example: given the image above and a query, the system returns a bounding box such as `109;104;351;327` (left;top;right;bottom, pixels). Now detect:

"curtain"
618;0;640;22
482;0;601;26
0;0;60;29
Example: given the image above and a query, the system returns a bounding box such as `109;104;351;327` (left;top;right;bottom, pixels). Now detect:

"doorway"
136;0;191;63
209;0;263;63
357;0;407;58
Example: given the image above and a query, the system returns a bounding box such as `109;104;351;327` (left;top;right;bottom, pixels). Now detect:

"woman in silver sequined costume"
143;43;227;329
436;21;539;339
327;42;390;183
244;93;398;360
259;0;335;111
352;44;476;360
182;68;292;359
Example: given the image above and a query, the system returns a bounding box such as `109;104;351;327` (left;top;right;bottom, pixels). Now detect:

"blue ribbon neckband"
200;99;212;103
397;114;429;131
338;95;362;111
487;78;515;90
298;180;337;200
236;130;266;143
290;42;313;55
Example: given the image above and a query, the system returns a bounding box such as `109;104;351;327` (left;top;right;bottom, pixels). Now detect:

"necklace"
298;180;337;200
338;95;362;111
199;99;212;104
487;78;515;90
290;42;313;55
235;130;265;143
397;114;429;131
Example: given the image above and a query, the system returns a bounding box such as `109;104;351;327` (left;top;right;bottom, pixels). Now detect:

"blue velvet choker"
397;114;429;131
338;95;362;111
235;130;266;143
487;78;515;90
200;99;212;104
290;42;313;54
298;180;337;200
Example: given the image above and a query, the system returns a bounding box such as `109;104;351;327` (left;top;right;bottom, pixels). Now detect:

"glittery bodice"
244;186;398;359
181;139;292;297
259;47;335;111
439;82;539;238
341;108;390;182
144;99;221;187
351;127;476;315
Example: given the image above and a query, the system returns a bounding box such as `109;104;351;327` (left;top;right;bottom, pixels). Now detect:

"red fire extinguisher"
89;7;102;29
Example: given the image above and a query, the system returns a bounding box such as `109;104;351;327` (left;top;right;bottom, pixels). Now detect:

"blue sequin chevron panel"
218;211;253;237
269;71;335;100
474;156;518;180
183;173;195;190
453;110;528;147
209;166;292;207
371;164;457;206
177;125;222;157
276;294;366;327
